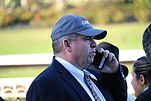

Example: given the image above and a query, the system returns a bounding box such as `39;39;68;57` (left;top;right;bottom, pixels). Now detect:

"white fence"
0;75;135;98
0;50;146;66
0;77;33;98
0;50;146;98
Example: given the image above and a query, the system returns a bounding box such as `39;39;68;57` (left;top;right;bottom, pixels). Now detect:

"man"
26;14;127;101
142;24;151;61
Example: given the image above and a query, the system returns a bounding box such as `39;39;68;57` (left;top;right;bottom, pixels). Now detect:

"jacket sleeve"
0;97;5;101
135;89;151;101
26;80;56;101
100;65;128;101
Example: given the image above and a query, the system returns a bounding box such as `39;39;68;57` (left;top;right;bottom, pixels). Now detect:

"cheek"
131;77;138;93
78;41;90;51
131;80;137;96
131;73;137;90
131;78;142;97
131;78;136;90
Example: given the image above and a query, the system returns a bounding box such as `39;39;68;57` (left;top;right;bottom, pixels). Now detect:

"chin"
87;56;94;65
135;93;139;97
88;59;93;65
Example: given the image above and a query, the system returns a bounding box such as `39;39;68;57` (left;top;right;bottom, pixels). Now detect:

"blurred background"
0;0;150;100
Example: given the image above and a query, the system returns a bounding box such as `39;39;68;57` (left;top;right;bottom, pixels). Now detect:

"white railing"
0;75;134;98
0;77;34;98
0;50;146;66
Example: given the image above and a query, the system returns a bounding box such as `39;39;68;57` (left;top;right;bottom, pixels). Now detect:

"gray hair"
52;33;80;54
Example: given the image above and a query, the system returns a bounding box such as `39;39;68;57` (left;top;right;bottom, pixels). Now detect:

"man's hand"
97;48;119;73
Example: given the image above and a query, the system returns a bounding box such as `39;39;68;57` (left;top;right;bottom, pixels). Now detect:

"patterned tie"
84;71;101;101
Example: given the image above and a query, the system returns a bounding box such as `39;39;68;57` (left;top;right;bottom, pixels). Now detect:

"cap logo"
81;20;89;25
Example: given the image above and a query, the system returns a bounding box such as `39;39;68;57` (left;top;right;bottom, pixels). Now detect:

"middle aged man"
26;14;127;101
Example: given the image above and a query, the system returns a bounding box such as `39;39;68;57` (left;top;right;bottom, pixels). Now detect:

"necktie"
84;71;101;101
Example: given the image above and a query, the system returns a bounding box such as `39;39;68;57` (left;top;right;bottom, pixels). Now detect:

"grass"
95;23;149;50
0;23;149;55
0;27;52;54
0;66;46;78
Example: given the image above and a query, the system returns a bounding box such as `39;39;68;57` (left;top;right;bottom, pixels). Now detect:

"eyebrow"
80;35;93;40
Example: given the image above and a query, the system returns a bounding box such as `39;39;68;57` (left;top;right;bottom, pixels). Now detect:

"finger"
103;50;109;58
97;48;104;54
108;53;115;61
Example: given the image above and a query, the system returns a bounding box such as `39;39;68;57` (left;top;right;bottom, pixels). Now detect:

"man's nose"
90;40;97;48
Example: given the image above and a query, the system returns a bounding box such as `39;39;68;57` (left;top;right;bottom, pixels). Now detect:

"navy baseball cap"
51;14;107;41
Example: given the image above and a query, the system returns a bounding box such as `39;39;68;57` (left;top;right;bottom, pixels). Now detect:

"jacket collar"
51;56;92;101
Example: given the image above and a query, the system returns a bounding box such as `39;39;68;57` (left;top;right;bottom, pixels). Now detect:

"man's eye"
83;36;93;40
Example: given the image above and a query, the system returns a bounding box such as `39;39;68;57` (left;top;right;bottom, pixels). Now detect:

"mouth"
90;51;96;57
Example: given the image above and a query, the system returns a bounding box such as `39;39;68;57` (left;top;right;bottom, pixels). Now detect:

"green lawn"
0;66;46;78
96;23;148;50
0;23;149;55
0;27;52;54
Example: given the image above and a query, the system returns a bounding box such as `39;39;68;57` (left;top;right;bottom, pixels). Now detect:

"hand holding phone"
91;50;106;70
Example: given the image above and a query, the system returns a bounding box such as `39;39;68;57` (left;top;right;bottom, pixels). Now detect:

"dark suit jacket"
0;97;4;101
26;57;127;101
135;84;151;101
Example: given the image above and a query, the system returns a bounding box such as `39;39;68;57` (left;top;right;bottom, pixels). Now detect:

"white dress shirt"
55;57;106;101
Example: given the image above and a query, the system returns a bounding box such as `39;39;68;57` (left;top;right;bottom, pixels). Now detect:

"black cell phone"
91;50;106;70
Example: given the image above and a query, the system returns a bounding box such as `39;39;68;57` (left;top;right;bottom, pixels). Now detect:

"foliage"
132;0;151;22
4;97;25;101
30;6;62;27
0;9;14;27
0;0;151;27
14;7;33;23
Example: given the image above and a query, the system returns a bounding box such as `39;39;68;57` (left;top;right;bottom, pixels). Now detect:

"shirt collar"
55;56;97;81
144;86;149;92
55;56;84;81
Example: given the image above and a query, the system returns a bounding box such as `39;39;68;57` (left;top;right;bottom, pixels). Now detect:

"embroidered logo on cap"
82;20;89;25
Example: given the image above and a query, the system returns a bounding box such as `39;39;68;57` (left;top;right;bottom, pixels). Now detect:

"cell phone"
91;50;106;70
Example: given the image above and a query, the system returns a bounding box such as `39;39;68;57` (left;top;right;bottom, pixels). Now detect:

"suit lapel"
87;68;114;101
91;78;113;101
53;58;91;101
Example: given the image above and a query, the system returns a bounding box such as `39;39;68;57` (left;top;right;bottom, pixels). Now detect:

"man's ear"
139;75;145;85
63;39;71;52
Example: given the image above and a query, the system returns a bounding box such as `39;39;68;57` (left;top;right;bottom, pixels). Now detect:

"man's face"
70;35;96;69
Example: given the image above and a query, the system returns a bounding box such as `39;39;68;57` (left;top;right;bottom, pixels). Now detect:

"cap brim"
77;28;107;40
